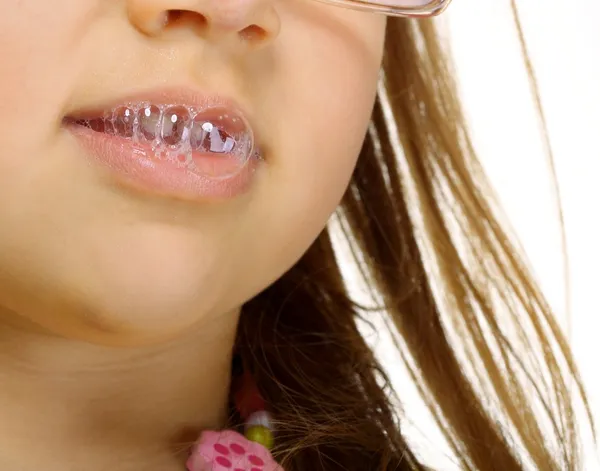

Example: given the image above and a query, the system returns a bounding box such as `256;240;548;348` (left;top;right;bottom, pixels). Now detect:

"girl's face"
0;0;385;345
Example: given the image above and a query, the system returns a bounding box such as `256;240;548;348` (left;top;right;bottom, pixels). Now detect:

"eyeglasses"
311;0;453;18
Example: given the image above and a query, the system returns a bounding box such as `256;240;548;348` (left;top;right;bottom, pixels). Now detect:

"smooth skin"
0;1;386;470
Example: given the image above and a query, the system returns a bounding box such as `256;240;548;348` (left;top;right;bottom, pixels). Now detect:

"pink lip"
63;87;263;201
66;87;255;121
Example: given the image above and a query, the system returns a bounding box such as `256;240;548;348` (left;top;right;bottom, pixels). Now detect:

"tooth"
138;105;161;141
113;106;135;138
161;106;190;146
189;118;207;151
212;126;236;153
103;113;115;135
190;119;236;154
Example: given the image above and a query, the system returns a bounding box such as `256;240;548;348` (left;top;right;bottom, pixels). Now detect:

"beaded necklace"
186;360;282;471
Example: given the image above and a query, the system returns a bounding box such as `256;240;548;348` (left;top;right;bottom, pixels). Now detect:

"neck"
0;309;239;470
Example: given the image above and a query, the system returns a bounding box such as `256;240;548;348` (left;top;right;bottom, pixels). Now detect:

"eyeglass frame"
311;0;453;18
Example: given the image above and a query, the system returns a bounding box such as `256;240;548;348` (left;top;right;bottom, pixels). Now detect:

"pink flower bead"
187;430;283;471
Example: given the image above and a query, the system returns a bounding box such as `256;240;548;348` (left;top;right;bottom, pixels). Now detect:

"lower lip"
64;122;261;201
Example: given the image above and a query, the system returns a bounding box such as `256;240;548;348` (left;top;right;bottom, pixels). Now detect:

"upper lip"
65;85;254;119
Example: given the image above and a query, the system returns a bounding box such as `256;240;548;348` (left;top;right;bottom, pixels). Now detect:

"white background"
447;1;600;468
347;1;600;469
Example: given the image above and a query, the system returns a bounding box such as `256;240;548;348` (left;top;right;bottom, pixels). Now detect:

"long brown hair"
236;7;595;470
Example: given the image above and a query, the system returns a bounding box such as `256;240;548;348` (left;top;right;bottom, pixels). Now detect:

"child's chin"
27;295;213;348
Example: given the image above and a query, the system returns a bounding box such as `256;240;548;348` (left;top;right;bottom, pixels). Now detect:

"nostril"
165;9;208;29
239;24;267;43
166;10;183;23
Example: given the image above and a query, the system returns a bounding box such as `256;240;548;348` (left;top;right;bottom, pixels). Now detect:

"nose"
127;0;280;46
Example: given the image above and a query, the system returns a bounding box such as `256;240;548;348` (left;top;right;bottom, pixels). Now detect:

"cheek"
284;22;383;212
276;14;384;208
239;17;385;285
0;1;90;148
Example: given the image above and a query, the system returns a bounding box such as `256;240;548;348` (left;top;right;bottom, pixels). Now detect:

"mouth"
63;88;263;201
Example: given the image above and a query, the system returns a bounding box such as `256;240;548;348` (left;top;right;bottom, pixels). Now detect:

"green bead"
245;425;274;450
